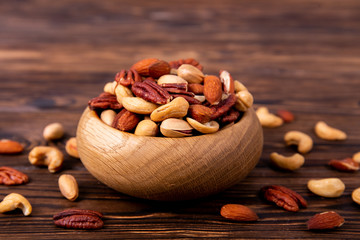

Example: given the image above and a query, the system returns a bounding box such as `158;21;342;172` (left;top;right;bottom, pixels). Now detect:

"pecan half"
160;83;188;92
131;79;171;104
171;94;200;105
53;209;103;230
219;108;240;124
115;69;141;87
261;185;307;212
88;92;123;111
169;58;203;71
0;166;29;185
211;94;237;120
112;109;141;132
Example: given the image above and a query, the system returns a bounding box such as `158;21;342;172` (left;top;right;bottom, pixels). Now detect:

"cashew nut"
186;117;219;134
352;187;360;205
235;90;253;112
307;178;345;198
234;80;248;93
150;97;189;122
43;122;64;141
0;193;32;216
103;81;117;95
114;84;133;104
28;146;64;173
122;97;158;114
314;121;347;141
353;152;360;164
256;107;283;128
284;131;313;154
270;152;305;171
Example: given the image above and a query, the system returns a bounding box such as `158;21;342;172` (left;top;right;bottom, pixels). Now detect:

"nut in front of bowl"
87;58;254;137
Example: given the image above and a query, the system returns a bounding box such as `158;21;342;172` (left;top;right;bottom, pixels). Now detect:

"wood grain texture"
77;107;262;201
0;0;360;239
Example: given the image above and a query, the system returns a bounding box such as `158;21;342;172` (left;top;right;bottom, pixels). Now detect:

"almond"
188;83;204;95
131;58;170;78
188;104;214;123
277;110;295;123
328;158;359;172
203;75;222;105
0;139;24;154
220;204;258;222
307;211;344;230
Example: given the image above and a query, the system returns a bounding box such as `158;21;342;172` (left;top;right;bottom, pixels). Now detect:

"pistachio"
160;118;193;137
193;95;206;103
186;117;219;134
122;97;158;114
150;97;189;122
177;64;204;84
134;120;158;136
157;74;188;85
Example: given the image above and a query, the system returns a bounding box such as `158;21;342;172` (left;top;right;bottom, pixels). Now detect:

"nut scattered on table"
314;121;347;141
270;152;305;171
261;185;307;212
28;146;64;173
351;187;360;205
256;107;283;128
58;174;79;201
43;122;65;141
220;204;258;222
353;152;360;163
0;193;32;216
0;139;24;154
65;137;79;158
307;211;344;230
328;158;359;172
284;131;313;154
307;178;345;198
0;166;29;185
53;209;103;230
276;110;295;123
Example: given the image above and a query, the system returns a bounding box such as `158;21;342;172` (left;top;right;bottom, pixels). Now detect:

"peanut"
307;178;345;198
43;122;64;140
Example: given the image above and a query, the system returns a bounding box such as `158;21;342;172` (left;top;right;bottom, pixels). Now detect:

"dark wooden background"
1;0;360;239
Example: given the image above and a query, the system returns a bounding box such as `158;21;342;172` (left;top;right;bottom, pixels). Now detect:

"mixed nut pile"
88;58;254;137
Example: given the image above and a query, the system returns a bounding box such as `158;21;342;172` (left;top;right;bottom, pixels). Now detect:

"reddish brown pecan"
219;108;240;124
169;58;203;71
261;185;307;212
53;209;103;230
0;166;29;185
171;94;200;105
112;109;141;132
211;94;237;120
131;79;171;104
115;69;141;87
188;83;204;95
88;92;122;111
160;83;188;92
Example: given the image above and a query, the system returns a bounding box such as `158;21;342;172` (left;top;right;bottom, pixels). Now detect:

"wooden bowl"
76;107;263;201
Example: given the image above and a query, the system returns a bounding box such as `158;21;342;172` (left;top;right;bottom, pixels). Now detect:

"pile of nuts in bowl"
88;58;254;137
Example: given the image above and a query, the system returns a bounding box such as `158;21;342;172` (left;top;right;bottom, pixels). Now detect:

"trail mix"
88;58;254;137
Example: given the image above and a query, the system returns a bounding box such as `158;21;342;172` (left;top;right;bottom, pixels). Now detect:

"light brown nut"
100;109;117;126
235;90;253;112
134;120;158;136
329;158;359;172
58;174;79;201
261;185;307;212
0;139;24;154
277;110;295;123
234;80;248;93
284;131;313;154
314;121;347;141
193;95;206;103
177;64;204;84
186;118;219;134
353;152;360;163
203;75;223;105
114;84;133;104
270;152;305;171
307;178;345;198
0;193;32;216
157;74;188;85
103;81;117;95
219;70;235;94
160;118;193;137
307;211;344;230
352;187;360;205
43;122;64;141
220;204;258;222
256;107;283;128
112;109;141;132
28;146;64;173
122;97;158;114
150;97;189;122
65;137;79;158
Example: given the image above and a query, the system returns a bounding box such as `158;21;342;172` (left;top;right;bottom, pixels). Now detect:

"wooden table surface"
1;0;360;239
